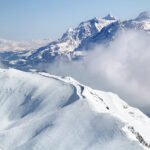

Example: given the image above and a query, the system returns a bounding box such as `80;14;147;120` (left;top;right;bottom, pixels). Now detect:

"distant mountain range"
1;11;150;70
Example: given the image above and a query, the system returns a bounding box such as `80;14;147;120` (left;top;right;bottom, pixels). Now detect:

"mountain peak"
135;11;150;21
78;17;100;27
66;28;74;33
103;13;117;20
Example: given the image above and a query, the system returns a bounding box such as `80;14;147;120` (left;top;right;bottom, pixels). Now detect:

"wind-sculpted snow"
0;69;150;150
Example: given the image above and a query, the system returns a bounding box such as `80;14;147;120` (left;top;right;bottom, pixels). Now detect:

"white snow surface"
0;68;150;150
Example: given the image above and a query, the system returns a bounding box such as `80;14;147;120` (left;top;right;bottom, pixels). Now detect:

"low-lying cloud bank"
0;38;51;52
39;30;150;115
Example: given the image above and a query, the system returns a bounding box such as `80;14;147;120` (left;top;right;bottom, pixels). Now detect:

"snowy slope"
0;68;150;150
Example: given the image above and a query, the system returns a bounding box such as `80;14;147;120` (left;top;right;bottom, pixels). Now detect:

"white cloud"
0;38;51;52
37;30;150;115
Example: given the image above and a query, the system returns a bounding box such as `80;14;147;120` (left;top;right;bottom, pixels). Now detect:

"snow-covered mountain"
27;16;117;60
0;14;118;69
1;11;150;70
123;11;150;31
0;68;150;150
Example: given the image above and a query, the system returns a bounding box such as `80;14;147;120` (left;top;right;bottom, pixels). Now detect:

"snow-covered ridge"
0;68;150;150
135;11;150;21
123;11;150;31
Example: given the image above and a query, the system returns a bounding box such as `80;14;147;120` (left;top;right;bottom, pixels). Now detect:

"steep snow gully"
0;69;150;150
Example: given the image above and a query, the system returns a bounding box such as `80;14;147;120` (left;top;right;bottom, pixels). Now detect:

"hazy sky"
0;0;150;40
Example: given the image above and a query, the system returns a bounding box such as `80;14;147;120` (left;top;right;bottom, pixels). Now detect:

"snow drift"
0;68;150;150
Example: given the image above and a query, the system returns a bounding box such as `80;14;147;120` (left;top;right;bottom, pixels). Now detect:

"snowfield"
0;68;150;150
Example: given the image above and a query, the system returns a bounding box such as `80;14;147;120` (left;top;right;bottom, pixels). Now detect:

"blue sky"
0;0;150;40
